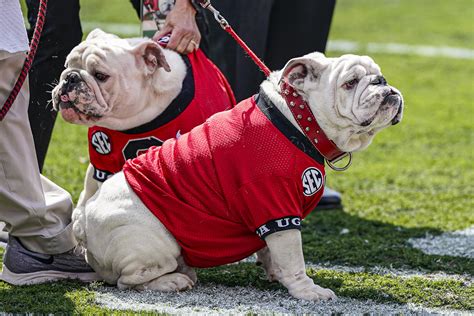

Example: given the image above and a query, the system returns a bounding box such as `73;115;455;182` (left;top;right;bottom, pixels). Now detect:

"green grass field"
2;0;473;314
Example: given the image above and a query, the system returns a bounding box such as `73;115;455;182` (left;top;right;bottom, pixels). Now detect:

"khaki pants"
0;50;76;254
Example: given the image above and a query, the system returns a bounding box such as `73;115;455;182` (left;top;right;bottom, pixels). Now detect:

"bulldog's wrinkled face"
52;29;170;127
281;53;404;152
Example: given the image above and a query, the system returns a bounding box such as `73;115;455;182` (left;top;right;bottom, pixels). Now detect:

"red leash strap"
0;0;48;121
196;0;271;77
196;0;351;171
223;25;271;77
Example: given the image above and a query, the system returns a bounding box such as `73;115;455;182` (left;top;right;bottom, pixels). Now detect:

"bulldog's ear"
132;41;171;75
280;53;328;93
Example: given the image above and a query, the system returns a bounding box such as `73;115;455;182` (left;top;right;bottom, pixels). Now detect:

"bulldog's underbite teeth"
58;96;101;121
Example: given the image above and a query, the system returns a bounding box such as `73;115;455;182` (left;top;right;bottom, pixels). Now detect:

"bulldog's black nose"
65;72;81;84
61;72;81;94
371;75;387;86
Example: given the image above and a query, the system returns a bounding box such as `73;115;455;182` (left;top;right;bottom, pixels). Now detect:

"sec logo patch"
91;131;111;155
302;167;324;196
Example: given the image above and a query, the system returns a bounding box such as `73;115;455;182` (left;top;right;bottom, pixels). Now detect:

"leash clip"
197;0;228;29
326;152;352;172
143;1;162;30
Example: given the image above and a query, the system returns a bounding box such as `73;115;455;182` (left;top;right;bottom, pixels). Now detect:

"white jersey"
0;0;29;54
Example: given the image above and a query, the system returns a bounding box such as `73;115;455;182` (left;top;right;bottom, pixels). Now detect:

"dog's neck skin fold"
261;72;364;153
99;49;187;131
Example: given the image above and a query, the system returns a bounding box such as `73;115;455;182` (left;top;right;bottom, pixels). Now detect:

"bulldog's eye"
343;78;359;90
94;72;109;82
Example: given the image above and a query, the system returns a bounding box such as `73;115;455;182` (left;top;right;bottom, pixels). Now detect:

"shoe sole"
0;264;101;285
0;231;8;243
315;203;343;210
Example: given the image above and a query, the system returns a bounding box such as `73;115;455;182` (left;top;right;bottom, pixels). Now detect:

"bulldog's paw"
71;206;87;246
144;272;194;292
290;284;336;301
256;248;278;282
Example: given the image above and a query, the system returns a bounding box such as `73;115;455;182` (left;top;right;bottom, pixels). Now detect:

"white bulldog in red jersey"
72;52;403;301
51;29;235;209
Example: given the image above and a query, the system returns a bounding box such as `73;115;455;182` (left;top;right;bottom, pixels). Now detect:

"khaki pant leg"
0;50;76;254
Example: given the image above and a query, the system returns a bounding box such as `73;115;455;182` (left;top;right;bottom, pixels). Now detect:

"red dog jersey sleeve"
88;49;235;182
123;92;325;267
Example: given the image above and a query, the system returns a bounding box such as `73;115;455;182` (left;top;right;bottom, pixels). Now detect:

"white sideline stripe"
408;226;474;259
82;21;140;36
81;21;474;60
93;257;471;314
240;256;472;284
93;284;469;315
307;263;472;284
328;40;474;59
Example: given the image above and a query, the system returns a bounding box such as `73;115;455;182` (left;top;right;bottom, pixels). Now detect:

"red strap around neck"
279;80;347;163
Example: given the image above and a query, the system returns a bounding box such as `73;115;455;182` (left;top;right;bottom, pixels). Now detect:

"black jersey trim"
122;55;194;135
92;166;113;182
256;216;302;239
255;90;325;165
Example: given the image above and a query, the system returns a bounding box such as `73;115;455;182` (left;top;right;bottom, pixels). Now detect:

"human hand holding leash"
153;0;201;54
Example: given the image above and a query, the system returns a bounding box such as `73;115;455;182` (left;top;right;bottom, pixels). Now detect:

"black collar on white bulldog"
121;55;193;134
279;74;352;171
256;90;325;166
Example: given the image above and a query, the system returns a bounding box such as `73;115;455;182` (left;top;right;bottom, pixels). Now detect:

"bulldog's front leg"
77;163;100;208
265;230;336;301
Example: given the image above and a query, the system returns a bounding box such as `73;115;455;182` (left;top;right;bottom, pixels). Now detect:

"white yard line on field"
408;226;474;259
82;22;140;37
307;263;473;285
327;40;474;59
82;21;474;60
93;283;469;315
93;249;473;315
241;256;472;284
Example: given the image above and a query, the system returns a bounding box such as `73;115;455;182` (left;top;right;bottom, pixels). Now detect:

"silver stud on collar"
299;104;305;109
297;114;302;119
316;130;320;134
307;117;312;122
305;127;310;132
314;138;318;144
292;92;298;97
290;101;295;107
284;90;289;95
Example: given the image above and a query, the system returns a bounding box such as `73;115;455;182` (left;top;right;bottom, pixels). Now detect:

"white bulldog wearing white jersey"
72;52;403;301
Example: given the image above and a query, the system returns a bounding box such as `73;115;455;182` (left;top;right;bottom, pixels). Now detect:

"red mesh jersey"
88;49;235;182
123;92;326;267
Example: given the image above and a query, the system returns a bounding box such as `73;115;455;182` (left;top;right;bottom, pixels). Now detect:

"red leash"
223;24;271;77
197;0;351;170
197;1;352;170
0;0;48;121
196;0;271;77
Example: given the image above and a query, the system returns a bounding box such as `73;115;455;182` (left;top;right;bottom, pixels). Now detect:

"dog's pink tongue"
60;94;70;102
